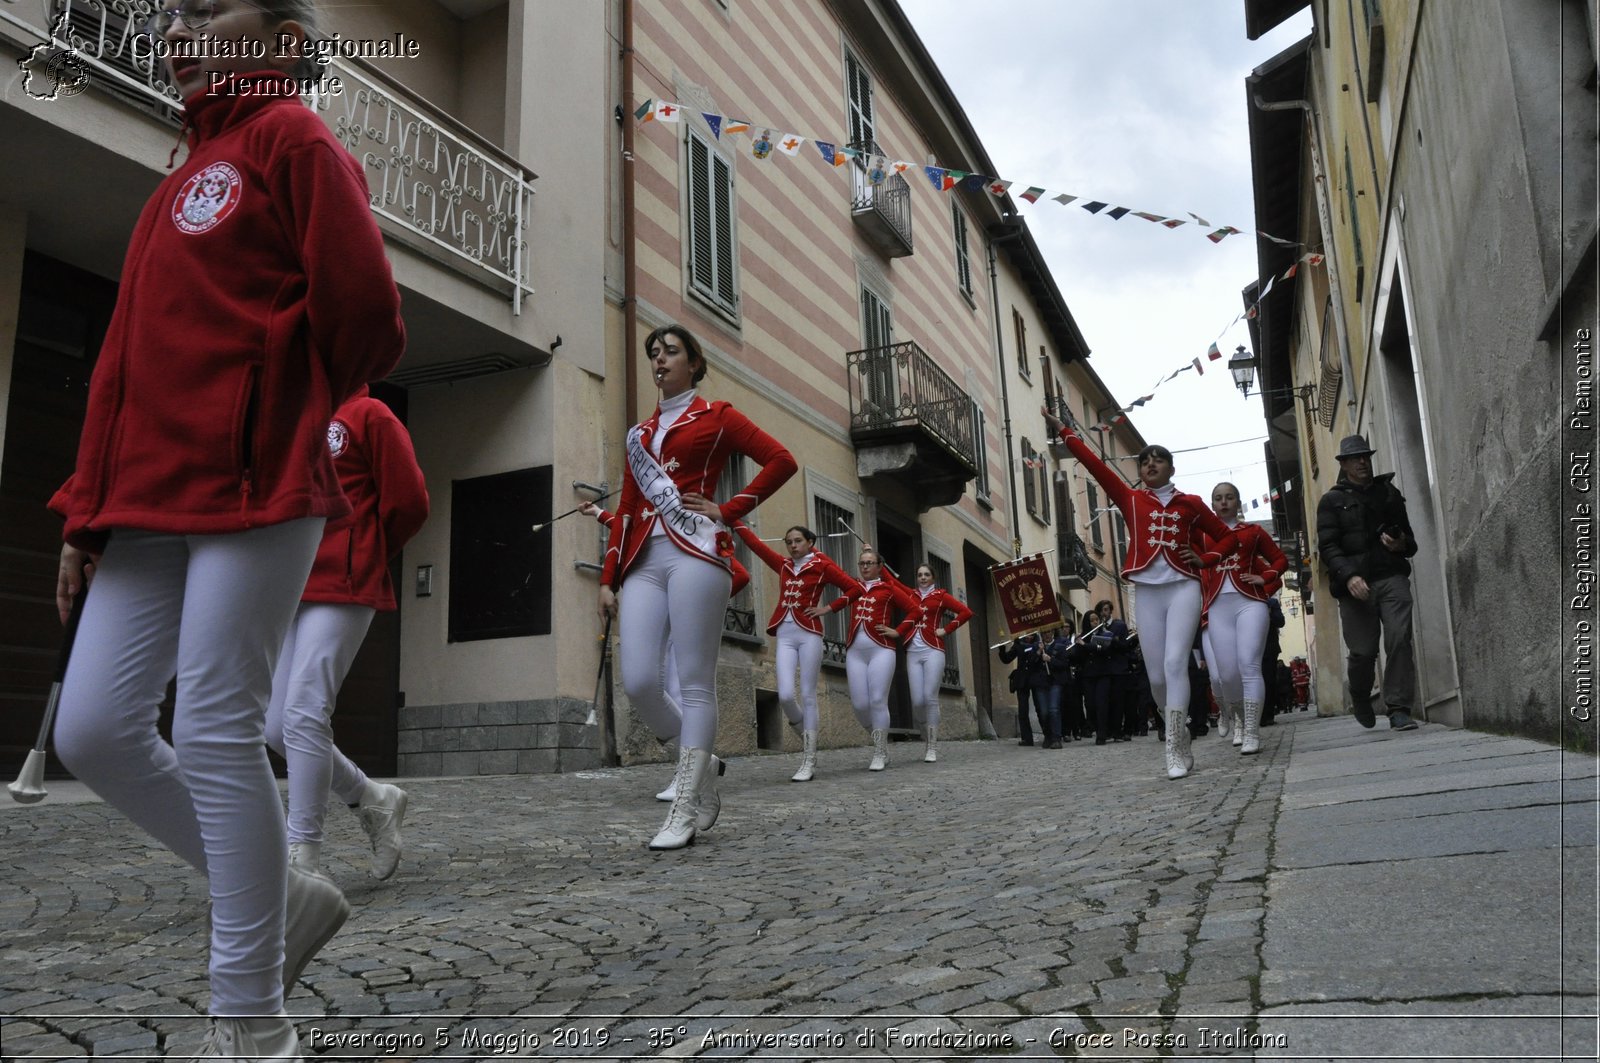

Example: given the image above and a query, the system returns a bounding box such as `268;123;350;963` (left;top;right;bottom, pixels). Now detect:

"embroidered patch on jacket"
172;162;242;234
327;420;350;458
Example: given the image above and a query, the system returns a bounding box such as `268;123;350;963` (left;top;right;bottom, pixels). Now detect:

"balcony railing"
848;139;913;258
846;340;978;473
1057;530;1097;590
12;1;534;312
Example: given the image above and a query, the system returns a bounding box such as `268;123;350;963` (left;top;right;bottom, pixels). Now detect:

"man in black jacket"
1316;435;1421;731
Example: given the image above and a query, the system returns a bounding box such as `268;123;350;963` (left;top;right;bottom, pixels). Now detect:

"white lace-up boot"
1241;699;1262;755
868;728;888;771
792;731;818;782
923;724;938;763
191;1013;301;1061
694;755;726;831
356;781;408;880
649;747;713;850
1164;709;1191;779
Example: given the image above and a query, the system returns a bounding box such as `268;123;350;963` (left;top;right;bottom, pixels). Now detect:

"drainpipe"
985;233;1024;559
622;0;639;428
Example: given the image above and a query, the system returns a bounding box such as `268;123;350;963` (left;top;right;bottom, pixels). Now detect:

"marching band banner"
991;554;1063;638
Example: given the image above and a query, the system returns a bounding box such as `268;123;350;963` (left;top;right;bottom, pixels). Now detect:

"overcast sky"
903;0;1315;510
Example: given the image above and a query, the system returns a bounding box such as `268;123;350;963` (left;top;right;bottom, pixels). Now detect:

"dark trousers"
1115;674;1140;737
1016;682;1053;743
1085;675;1117;742
1058;680;1085;738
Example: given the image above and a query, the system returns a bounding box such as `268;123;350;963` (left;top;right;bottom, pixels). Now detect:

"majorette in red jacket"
1197;521;1289;611
732;522;863;636
896;586;975;652
591;505;751;596
300;389;429;612
834;575;922;649
1057;429;1238;580
50;71;405;553
601;396;796;588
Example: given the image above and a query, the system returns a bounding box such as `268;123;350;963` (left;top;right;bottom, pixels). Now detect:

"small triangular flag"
1207;226;1242;243
1189;212;1212;227
751;130;775;159
1207;342;1222;361
1160;218;1187;228
1106;206;1131;220
1132;211;1167;223
959;173;989;192
634;99;654;122
1052;193;1078;207
1282;263;1299;280
702;113;722;139
653;101;681;123
776;133;805;157
1081;201;1109;214
987;179;1013;197
724;119;751;135
1020;187;1046;203
1191;357;1204;376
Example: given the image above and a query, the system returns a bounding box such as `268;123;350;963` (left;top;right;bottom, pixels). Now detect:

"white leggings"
1201;593;1269;707
845;637;896;732
619;538;731;751
774;618;824;731
1132;578;1204;712
53;520;323;1016
905;637;945;728
264;602;375;845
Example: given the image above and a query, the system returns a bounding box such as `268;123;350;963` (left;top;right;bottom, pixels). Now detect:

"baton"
835;517;900;579
10;587;89;804
586;612;613;727
532;489;618;534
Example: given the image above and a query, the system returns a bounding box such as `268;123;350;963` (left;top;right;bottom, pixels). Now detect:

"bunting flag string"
634;98;1310;252
634;98;1330;440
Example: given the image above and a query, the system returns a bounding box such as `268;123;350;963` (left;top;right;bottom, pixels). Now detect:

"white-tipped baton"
834;517;900;579
532;489;618;534
11;588;88;804
586;612;613;727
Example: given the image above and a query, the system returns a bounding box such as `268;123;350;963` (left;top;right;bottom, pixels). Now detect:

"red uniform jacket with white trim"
1197;521;1289;611
301;389;429;611
50;72;404;553
1058;429;1238;580
834;576;922;649
600;397;796;588
733;523;863;635
896;587;975;652
591;505;751;596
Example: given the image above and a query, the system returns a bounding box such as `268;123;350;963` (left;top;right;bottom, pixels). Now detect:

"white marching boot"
1230;703;1245;747
868;728;888;771
355;780;408;880
1217;705;1232;738
923;723;938;762
792;731;818;782
192;1012;302;1061
649;746;711;850
1240;699;1262;755
1164;708;1192;779
283;865;349;993
695;755;726;831
655;743;679;801
287;841;321;873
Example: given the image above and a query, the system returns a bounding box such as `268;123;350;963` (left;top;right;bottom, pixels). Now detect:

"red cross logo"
783;137;800;151
658;104;676;118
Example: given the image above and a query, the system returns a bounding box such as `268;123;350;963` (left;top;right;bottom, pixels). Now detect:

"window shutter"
688;135;714;294
713;153;735;307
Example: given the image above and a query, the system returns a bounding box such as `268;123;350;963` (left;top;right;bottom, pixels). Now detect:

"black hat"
1336;434;1375;459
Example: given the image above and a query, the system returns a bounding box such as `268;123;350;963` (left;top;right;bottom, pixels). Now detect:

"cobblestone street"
2;714;1595;1061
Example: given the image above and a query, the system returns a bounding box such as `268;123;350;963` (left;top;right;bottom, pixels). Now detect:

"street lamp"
1228;345;1257;398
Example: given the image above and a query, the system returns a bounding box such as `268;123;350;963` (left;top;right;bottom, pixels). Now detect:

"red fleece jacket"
301;390;429;611
50;71;405;552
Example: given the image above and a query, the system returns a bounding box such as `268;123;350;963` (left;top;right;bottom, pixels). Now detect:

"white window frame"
952;203;974;300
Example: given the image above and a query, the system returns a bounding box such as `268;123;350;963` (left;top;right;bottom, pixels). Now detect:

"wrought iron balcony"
17;1;535;312
846;340;978;510
1057;531;1098;591
848;140;913;258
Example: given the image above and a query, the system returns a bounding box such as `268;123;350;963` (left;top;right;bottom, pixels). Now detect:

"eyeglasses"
140;0;265;37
